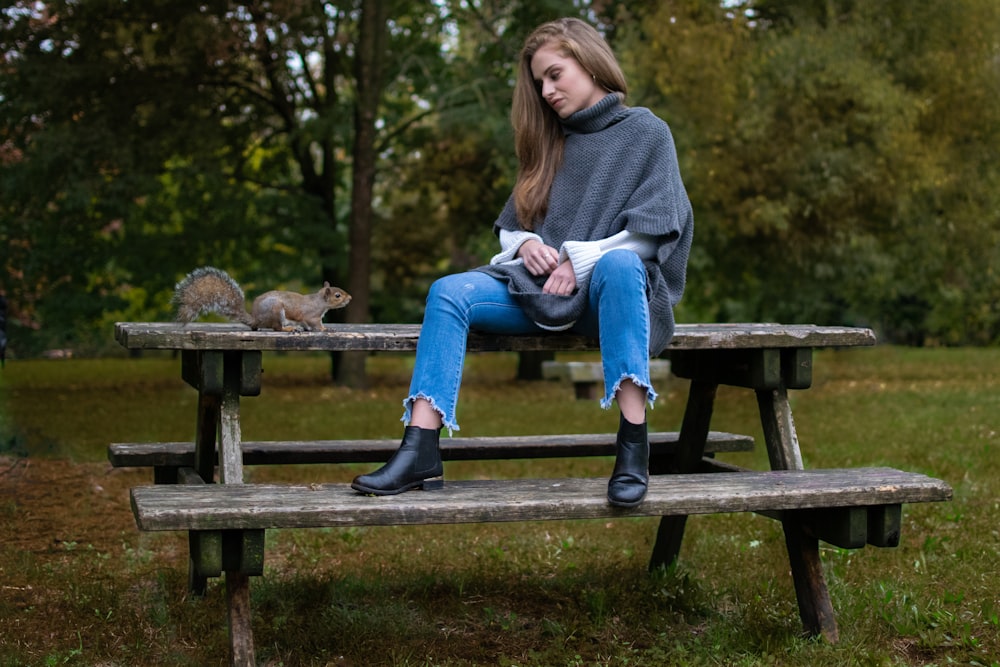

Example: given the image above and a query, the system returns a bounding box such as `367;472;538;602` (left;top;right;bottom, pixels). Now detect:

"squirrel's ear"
323;281;331;288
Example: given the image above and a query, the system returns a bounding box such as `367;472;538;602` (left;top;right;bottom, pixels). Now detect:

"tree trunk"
335;0;389;387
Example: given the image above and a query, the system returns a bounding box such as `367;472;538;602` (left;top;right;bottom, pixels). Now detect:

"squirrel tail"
173;266;254;327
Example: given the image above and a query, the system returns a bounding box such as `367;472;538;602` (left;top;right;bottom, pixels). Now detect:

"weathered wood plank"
114;322;877;353
109;431;754;468
759;387;804;470
219;357;244;485
226;572;254;667
687;459;906;549
131;467;952;532
785;524;838;642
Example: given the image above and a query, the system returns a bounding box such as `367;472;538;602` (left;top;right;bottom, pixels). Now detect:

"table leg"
648;380;718;570
179;349;262;660
218;353;245;484
756;386;839;642
226;571;255;666
183;349;254;485
190;353;222;596
194;392;220;482
756;386;803;471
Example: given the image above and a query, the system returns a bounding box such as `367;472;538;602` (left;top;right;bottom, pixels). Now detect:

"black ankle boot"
351;426;444;496
607;413;649;508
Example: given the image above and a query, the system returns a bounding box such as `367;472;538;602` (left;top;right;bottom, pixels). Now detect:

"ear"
323;281;331;288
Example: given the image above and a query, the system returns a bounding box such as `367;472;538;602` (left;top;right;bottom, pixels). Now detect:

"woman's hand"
518;239;560;276
517;240;576;295
543;261;576;296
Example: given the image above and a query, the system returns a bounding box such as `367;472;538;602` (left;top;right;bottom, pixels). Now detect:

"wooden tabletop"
115;322;877;353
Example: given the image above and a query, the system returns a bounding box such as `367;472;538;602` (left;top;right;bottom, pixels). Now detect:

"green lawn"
0;346;997;666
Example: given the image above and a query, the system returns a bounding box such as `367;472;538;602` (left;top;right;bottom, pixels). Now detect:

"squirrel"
173;266;351;332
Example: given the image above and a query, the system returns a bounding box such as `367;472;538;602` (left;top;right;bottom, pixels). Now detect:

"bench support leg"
226;571;255;667
758;386;839;642
188;530;222;596
783;526;838;642
648;514;686;572
648;380;717;570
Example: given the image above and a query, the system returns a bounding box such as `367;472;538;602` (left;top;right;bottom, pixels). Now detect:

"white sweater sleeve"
560;230;658;284
489;228;544;265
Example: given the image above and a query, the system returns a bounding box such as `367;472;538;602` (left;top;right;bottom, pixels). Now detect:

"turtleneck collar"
560;92;628;135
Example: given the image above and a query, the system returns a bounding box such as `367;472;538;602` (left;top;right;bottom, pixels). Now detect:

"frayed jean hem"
401;393;459;436
601;373;658;411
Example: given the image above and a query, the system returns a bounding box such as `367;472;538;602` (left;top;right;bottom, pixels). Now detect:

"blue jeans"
403;249;656;432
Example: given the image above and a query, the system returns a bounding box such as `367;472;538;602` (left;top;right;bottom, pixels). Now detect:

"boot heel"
421;477;444;491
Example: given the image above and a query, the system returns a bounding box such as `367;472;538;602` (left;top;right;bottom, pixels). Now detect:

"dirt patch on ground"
0;455;160;663
0;456;144;556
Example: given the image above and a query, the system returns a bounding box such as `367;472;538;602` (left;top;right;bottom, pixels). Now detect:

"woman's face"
530;42;605;119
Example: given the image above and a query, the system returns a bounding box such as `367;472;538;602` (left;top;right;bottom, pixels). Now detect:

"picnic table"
109;322;952;666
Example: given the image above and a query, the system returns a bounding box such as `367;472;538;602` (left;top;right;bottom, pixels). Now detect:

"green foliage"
2;0;999;353
370;0;599;322
618;0;1000;344
1;0;596;357
1;1;343;353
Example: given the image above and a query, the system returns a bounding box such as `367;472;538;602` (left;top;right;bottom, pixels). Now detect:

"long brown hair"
511;18;628;230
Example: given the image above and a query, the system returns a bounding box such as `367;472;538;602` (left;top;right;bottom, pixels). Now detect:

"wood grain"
131;467;953;532
115;322;877;353
109;431;754;468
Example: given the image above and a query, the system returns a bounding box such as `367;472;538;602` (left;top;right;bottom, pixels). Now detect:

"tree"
9;0;994;358
1;0;602;366
1;0;452;366
617;0;1000;344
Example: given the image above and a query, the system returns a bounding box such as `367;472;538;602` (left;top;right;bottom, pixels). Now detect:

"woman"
352;17;693;508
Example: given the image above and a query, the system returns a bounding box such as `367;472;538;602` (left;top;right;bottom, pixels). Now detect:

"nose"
541;79;556;100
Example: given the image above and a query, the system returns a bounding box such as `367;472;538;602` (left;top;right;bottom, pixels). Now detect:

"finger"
545;277;568;296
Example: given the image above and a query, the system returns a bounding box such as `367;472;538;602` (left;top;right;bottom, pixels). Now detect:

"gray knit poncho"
476;93;693;356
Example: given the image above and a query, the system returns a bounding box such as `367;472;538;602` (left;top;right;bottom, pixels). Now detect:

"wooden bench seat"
131;466;952;534
109;430;754;474
132;466;953;587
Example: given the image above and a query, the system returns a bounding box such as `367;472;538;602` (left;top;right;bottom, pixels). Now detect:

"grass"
0;346;997;666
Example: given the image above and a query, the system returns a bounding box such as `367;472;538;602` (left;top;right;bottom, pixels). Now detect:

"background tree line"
2;0;998;373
